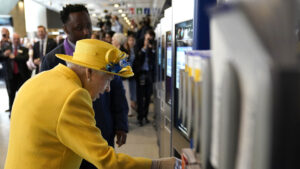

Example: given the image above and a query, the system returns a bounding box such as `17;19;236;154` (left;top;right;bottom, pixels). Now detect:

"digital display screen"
158;48;162;65
165;31;172;105
156;37;162;82
161;35;165;81
0;17;13;26
176;46;192;88
174;19;193;134
166;47;172;77
158;38;162;66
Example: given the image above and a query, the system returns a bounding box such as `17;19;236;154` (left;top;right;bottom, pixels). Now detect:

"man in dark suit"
41;4;128;169
33;25;57;73
132;29;156;126
0;32;31;114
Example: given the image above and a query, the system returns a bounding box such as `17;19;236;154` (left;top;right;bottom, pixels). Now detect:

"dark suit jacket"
41;43;129;146
0;45;31;82
33;38;57;60
33;38;57;72
132;47;155;81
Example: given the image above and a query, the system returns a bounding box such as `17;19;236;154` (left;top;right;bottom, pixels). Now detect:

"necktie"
13;48;19;74
40;40;44;58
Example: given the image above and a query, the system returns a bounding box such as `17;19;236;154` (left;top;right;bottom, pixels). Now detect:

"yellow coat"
4;64;152;169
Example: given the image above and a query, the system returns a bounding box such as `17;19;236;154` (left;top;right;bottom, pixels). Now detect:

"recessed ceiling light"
18;1;24;8
121;13;126;17
114;4;120;8
92;13;96;17
118;9;123;13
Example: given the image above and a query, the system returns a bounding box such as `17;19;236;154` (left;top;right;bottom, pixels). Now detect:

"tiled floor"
116;105;159;159
0;81;158;168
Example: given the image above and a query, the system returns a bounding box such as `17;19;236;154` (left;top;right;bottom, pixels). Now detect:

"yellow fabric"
56;39;134;78
4;64;152;169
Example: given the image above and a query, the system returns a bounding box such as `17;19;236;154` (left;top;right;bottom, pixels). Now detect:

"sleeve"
132;48;144;76
0;49;7;61
110;76;129;132
15;47;29;62
33;43;39;59
57;88;151;169
48;39;57;52
40;53;52;71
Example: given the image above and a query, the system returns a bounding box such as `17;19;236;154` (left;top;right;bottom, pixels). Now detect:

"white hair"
66;61;106;75
112;33;127;46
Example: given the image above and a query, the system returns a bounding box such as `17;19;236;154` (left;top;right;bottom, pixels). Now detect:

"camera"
1;41;12;51
148;39;154;45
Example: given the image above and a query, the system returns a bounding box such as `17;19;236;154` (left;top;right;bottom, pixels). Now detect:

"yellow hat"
56;39;134;78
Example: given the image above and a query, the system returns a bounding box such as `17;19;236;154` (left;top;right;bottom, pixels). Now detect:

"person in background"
41;4;129;169
91;32;100;39
0;28;12;112
136;16;153;50
127;33;137;115
104;30;115;44
111;33;128;53
33;25;57;73
132;30;156;126
111;15;123;33
0;33;31;116
111;33;134;116
26;43;37;75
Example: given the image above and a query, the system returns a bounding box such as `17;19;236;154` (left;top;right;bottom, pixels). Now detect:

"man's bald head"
13;33;20;46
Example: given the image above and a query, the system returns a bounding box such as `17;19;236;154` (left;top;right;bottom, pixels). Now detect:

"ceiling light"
121;13;126;17
118;9;123;13
92;13;96;17
18;1;24;8
114;4;120;8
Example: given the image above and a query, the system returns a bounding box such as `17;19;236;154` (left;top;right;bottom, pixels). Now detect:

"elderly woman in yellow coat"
4;39;179;169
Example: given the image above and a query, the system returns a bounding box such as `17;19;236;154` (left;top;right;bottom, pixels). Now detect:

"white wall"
24;0;47;40
172;0;194;24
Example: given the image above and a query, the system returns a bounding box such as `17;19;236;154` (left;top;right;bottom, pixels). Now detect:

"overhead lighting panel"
114;3;120;8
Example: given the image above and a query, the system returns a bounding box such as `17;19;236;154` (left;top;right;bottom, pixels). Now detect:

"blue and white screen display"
166;47;172;77
158;47;161;65
174;19;193;133
165;31;173;105
176;46;192;88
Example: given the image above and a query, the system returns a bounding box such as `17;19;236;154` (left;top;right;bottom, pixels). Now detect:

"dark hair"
146;29;155;38
127;31;136;38
60;4;89;24
106;30;115;38
37;25;46;31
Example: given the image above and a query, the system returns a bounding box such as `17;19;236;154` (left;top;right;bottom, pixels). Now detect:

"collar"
67;38;76;49
63;38;75;56
55;64;82;87
12;45;19;49
40;36;47;42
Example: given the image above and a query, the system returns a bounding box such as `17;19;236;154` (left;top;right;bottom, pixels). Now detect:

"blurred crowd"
0;5;155;126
